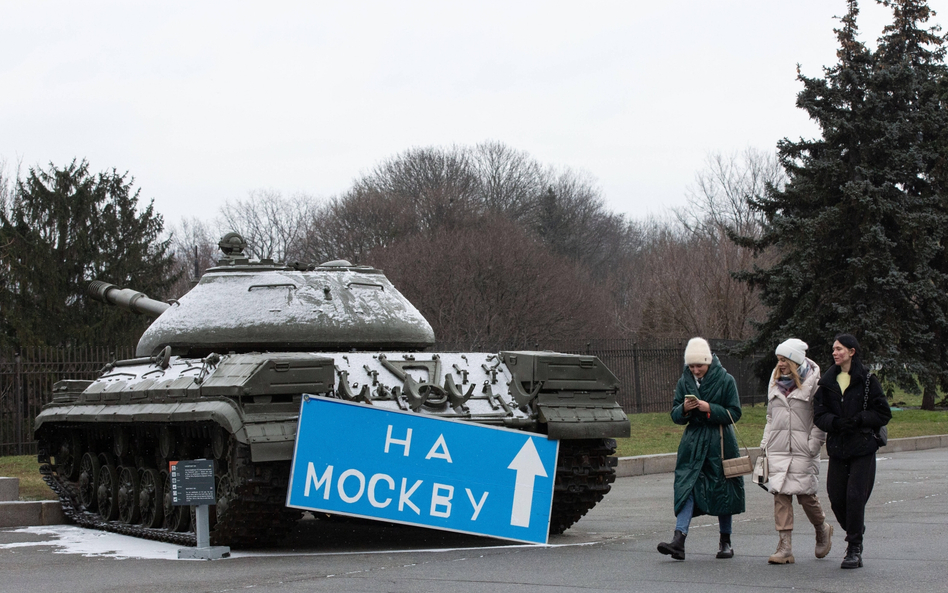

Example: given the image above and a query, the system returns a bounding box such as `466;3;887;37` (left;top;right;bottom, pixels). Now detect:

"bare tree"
354;146;482;233
676;147;784;240
217;189;317;262
366;215;617;349
630;148;786;339
533;170;634;278
602;216;664;335
166;217;218;298
470;141;544;221
309;143;637;279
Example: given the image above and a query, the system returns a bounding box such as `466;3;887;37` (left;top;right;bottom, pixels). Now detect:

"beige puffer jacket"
760;358;826;495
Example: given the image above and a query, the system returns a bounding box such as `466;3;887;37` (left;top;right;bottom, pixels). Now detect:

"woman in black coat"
813;334;891;569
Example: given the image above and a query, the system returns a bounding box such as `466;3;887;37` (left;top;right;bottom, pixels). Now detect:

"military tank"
35;233;630;547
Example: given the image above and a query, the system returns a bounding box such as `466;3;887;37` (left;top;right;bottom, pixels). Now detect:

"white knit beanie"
684;337;712;365
775;338;808;365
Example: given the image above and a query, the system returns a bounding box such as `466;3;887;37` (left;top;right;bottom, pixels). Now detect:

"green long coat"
671;355;746;517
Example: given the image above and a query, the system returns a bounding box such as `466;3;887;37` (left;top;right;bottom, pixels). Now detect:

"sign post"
287;395;559;544
170;459;230;560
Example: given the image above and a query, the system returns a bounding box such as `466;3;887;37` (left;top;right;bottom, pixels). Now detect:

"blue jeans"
675;495;732;535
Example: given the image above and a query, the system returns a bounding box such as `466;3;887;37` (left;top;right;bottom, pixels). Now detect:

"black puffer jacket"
813;358;892;460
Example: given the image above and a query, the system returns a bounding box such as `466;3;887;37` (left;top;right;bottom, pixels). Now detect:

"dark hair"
834;333;860;358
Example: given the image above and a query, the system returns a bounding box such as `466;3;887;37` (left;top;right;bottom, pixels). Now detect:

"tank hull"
36;350;628;546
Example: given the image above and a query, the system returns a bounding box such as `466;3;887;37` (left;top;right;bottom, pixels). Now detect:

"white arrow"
507;437;548;528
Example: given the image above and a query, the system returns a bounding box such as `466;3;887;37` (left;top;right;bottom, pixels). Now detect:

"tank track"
42;437;616;544
548;438;618;535
41;464;196;546
41;443;302;548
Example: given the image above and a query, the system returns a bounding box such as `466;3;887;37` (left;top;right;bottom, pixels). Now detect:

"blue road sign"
286;396;559;544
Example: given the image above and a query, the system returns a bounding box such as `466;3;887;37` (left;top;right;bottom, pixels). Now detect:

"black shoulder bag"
864;374;888;447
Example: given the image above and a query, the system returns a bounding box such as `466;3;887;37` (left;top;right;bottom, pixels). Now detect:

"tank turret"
89;235;436;358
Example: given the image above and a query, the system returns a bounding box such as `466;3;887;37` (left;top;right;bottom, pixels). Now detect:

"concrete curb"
0;501;65;528
616;434;948;478
0;478;19;502
2;435;946;528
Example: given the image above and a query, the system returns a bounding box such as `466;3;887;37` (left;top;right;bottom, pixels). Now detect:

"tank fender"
244;421;298;462
537;401;631;439
34;399;247;442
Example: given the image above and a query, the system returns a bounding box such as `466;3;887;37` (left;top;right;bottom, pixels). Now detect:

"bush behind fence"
0;340;766;456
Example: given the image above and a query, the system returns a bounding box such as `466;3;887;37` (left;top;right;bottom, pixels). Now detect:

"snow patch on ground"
0;525;182;560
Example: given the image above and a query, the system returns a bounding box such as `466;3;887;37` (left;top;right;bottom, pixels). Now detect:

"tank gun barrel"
88;281;170;317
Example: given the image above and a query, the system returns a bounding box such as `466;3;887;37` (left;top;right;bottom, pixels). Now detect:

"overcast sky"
2;1;946;228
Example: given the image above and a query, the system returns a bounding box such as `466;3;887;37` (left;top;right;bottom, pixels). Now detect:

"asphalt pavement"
1;447;945;593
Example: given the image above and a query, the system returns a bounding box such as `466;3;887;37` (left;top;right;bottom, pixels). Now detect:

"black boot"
657;530;686;560
716;533;734;559
841;543;863;569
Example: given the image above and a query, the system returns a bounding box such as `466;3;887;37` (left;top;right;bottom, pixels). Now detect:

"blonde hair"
772;357;803;390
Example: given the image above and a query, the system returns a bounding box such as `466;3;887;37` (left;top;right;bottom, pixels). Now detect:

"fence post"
15;352;23;455
632;342;642;414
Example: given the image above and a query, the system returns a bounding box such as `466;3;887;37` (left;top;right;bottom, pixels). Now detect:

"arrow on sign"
507;437;549;528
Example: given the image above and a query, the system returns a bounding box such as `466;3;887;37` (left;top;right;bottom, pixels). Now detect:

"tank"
34;233;630;546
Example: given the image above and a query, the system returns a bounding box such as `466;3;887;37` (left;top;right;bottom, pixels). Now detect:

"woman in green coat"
658;337;746;561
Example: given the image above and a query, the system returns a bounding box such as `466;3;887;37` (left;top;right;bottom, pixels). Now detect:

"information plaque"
169;459;216;506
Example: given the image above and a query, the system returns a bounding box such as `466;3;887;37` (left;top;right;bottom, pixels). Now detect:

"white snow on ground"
0;525;181;560
0;525;598;561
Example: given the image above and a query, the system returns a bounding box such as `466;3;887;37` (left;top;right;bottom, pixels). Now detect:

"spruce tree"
735;0;948;409
0;160;179;351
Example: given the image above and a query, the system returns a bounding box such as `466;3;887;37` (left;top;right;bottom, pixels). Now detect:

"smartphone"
684;394;698;402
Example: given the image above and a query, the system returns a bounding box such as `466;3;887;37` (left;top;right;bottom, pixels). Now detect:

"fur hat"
684;337;712;365
775;338;808;365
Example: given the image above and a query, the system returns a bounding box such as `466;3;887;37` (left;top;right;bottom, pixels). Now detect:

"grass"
2;400;946;499
616;400;948;457
0;455;56;501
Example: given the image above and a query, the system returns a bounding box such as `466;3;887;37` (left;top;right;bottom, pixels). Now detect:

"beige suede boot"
815;522;833;558
768;530;795;564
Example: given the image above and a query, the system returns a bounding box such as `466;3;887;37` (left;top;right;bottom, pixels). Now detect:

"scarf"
776;360;810;396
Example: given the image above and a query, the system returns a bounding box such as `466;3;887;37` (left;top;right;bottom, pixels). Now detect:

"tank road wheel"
58;433;82;481
77;452;102;511
215;475;233;521
158;426;176;460
97;464;119;521
138;468;163;528
113;428;130;458
212;426;228;461
160;471;175;530
117;466;141;524
161;471;190;532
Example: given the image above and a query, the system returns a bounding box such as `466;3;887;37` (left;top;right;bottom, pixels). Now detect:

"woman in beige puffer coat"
759;338;833;564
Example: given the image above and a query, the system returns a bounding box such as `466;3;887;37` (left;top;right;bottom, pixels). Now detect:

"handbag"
752;453;769;487
863;375;889;447
720;410;753;478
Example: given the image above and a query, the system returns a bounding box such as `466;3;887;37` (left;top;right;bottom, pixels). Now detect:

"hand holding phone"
683;394;699;411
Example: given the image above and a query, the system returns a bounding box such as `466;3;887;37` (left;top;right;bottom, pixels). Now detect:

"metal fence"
484;338;767;414
0;340;766;456
0;346;135;456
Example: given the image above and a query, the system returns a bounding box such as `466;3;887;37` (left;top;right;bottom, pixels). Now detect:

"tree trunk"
921;380;936;411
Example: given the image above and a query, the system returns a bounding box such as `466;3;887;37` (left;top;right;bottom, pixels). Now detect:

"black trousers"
826;452;876;545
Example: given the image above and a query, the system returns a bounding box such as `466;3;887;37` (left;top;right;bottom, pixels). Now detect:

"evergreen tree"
735;0;948;409
0;160;179;351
